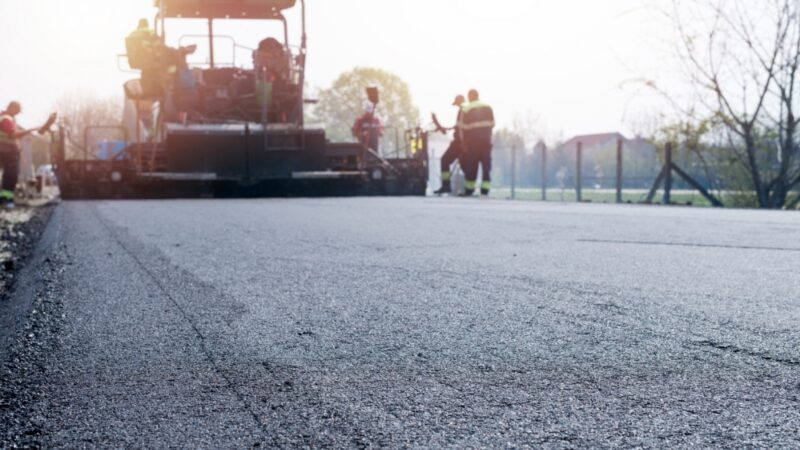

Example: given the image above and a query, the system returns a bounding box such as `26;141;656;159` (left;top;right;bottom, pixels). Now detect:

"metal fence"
429;137;725;206
502;140;723;207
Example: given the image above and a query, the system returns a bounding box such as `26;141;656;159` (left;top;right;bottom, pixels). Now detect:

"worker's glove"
38;113;58;135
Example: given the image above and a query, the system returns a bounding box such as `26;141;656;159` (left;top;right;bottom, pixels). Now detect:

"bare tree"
764;2;800;207
671;0;800;208
53;93;124;158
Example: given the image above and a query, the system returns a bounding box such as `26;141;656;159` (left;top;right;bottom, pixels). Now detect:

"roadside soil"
0;204;54;295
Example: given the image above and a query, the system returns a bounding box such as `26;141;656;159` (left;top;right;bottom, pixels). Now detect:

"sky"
0;0;674;141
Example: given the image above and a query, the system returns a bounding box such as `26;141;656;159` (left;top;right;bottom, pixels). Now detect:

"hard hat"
452;95;465;106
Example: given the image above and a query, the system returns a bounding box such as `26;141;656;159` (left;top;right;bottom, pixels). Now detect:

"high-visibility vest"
0;114;16;146
411;137;424;155
129;28;157;44
458;101;495;144
127;28;158;55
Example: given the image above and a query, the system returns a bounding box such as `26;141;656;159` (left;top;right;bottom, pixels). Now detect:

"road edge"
0;204;65;448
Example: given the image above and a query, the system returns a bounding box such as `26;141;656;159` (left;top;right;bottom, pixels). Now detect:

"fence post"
541;144;547;201
616;138;623;204
664;142;673;205
576;141;583;202
57;126;66;165
511;145;517;200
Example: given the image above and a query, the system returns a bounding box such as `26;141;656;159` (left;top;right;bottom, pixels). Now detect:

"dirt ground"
0;203;54;297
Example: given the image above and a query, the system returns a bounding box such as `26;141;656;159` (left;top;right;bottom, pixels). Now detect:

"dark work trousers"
462;140;493;188
0;145;19;194
440;139;464;173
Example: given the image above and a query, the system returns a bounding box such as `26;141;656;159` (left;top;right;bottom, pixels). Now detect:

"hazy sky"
0;0;672;140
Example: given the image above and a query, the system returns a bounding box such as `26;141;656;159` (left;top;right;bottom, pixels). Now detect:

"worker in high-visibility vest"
126;19;196;96
457;89;495;196
127;18;196;69
411;136;422;155
0;101;36;208
127;19;159;58
434;94;466;195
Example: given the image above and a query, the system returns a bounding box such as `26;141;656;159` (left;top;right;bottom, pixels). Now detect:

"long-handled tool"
431;113;453;135
361;87;400;175
38;113;58;135
13;112;58;139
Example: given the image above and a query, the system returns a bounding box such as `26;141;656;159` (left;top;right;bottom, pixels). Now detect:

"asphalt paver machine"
56;0;428;199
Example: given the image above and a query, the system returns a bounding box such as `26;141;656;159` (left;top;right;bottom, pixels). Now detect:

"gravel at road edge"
0;204;61;449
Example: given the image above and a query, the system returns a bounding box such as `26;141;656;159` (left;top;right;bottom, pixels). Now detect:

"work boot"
480;181;491;197
459;189;476;197
433;181;451;195
0;190;14;208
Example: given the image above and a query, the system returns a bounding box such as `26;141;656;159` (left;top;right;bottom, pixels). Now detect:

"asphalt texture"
2;198;800;448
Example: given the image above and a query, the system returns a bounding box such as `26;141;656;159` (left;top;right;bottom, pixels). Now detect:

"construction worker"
127;19;165;96
126;19;195;95
0;102;34;207
352;102;384;151
254;38;290;82
253;38;293;122
127;19;159;59
434;94;466;195
128;19;197;68
458;89;495;196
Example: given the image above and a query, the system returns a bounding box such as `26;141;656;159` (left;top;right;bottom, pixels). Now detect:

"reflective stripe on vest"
457;102;495;131
460;101;492;114
460;120;496;131
128;28;158;51
0;114;16;145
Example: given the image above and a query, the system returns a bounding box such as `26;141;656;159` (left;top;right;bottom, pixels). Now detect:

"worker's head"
5;101;21;116
137;18;149;30
468;89;480;102
258;37;284;54
452;95;465;107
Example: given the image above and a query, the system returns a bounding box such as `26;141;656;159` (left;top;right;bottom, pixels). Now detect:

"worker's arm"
456;108;467;142
6;113;57;139
376;117;385;137
352;117;363;137
11;128;36;139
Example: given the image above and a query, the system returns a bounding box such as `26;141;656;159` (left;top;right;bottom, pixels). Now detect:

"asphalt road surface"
3;198;800;448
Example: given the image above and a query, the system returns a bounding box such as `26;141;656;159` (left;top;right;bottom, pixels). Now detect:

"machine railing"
178;34;246;68
82;126;130;162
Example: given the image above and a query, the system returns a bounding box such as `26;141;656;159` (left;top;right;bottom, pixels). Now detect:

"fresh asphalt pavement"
3;198;800;447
